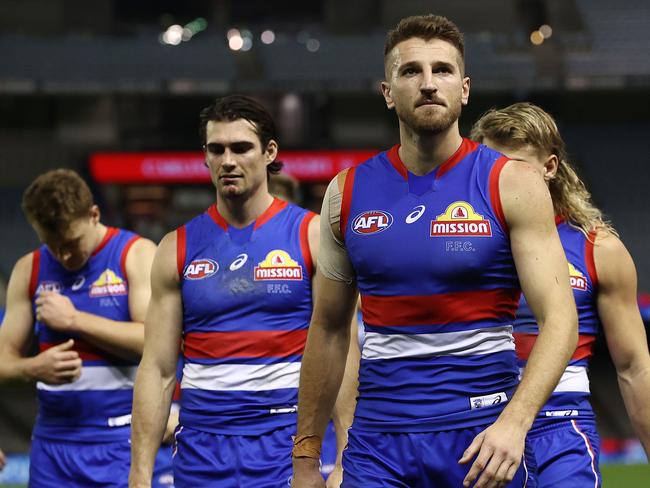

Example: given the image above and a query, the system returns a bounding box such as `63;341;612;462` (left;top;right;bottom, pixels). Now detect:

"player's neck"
216;189;275;229
398;123;463;176
91;223;108;253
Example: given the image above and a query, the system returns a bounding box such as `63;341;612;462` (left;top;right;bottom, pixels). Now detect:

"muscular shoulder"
593;229;635;289
499;160;553;226
153;230;183;285
124;237;157;281
14;252;37;278
127;237;157;260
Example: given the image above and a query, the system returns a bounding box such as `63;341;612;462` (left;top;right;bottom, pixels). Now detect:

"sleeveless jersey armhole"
176;226;187;280
299;212;317;279
585;229;598;290
488;156;510;235
29;249;41;299
120;235;141;280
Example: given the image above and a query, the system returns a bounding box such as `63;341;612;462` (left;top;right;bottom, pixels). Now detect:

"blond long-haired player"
472;102;650;487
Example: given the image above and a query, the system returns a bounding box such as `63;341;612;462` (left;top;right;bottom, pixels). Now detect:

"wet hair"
384;14;465;75
22;169;95;234
470;102;616;237
199;95;282;175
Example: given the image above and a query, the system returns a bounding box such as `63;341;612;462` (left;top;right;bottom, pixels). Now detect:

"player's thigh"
29;437;130;488
530;420;601;488
341;429;414;487
418;427;536;488
173;425;293;488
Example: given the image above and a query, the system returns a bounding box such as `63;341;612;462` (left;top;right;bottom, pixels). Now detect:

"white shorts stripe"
571;419;599;487
36;365;137;391
181;362;301;391
361;326;515;360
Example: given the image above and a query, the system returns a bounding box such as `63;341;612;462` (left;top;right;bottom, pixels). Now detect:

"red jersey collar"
208;197;288;231
386;138;479;181
91;227;118;256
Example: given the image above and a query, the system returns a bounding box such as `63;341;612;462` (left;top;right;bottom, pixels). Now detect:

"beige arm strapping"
317;178;355;284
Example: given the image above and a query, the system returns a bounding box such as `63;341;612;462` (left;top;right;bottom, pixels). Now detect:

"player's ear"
265;139;278;163
381;81;395;110
544;154;559;181
89;205;101;224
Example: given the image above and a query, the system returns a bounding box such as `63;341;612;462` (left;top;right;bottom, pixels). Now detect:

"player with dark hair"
292;15;578;488
129;95;356;488
471;101;650;487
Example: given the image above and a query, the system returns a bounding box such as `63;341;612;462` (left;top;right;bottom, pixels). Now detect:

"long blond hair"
470;102;616;237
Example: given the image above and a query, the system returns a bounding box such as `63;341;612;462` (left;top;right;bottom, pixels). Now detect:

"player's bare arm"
595;230;650;456
34;238;157;361
327;309;360;488
460;160;578;488
129;231;182;488
0;253;82;384
293;172;358;488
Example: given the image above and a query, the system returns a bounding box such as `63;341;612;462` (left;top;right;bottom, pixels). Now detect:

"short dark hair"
199;95;282;175
384;15;465;74
22;169;95;234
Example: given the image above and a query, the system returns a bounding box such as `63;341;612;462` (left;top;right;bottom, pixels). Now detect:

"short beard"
397;102;462;135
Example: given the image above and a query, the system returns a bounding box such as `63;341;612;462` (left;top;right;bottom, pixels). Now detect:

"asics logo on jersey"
405;205;426;224
469;392;507;410
184;259;219;280
71;276;85;291
352;210;393;235
229;253;248;271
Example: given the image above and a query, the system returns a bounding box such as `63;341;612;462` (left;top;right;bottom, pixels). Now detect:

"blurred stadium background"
0;0;649;485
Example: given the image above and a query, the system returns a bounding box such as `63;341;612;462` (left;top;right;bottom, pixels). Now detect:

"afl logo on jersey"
430;201;492;237
352;210;393;235
184;259;219;280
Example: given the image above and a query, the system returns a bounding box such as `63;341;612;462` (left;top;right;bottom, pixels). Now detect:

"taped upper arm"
318;171;356;284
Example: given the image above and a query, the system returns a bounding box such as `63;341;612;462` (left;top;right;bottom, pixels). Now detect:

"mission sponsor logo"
351;210;393;235
430;201;492;237
254;250;303;281
89;269;127;297
568;263;587;291
184;259;219;280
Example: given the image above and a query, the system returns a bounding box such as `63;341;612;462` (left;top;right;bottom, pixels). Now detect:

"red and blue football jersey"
30;227;140;442
178;198;315;435
342;139;521;432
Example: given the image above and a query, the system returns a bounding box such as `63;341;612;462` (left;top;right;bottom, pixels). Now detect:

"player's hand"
325;464;343;488
29;339;82;384
0;448;6;470
458;416;527;488
35;291;78;332
292;457;326;488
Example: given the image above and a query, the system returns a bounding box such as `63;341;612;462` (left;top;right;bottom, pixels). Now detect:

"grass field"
601;463;650;486
1;464;649;487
